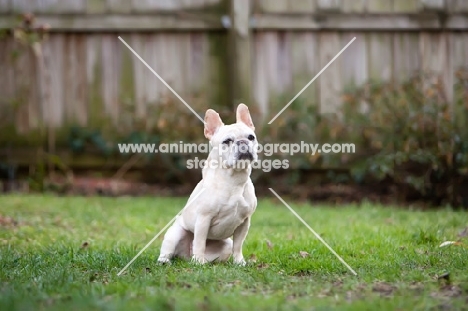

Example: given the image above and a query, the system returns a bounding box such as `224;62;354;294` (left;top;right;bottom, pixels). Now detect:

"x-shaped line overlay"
116;35;357;276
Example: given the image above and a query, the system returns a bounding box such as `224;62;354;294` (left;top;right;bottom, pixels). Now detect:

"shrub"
343;70;468;207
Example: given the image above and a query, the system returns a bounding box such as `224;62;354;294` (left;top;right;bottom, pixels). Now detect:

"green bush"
343;70;468;207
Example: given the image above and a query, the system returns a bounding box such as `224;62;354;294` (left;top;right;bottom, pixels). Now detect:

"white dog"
157;104;258;265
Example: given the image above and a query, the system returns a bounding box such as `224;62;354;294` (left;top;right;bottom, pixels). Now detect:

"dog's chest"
208;197;252;239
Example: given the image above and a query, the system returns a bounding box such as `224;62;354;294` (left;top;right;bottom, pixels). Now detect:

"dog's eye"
248;135;255;141
222;138;233;145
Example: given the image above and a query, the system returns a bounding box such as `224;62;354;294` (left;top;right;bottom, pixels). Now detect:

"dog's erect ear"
204;109;224;140
236;103;255;131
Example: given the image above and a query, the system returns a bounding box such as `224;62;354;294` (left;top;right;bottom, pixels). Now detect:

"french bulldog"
157;103;258;265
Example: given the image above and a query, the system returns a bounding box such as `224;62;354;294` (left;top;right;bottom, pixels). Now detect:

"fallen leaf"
439;241;461;247
299;251;309;258
266;240;273;249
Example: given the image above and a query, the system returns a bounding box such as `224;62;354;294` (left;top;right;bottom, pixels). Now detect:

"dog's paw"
157;256;172;265
233;256;246;266
191;255;207;265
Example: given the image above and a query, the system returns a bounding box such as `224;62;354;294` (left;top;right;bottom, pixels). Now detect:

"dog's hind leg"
158;220;191;264
204;238;233;262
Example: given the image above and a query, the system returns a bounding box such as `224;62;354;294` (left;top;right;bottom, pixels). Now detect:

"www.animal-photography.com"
1;1;468;310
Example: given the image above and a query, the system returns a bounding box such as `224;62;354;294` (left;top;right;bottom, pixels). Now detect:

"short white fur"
157;104;258;265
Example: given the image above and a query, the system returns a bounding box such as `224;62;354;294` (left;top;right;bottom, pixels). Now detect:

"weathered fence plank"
0;39;16;124
450;0;468;11
367;0;393;12
12;43;34;133
317;0;342;11
131;0;179;12
452;33;468;69
368;33;393;82
86;0;106;14
420;0;446;11
277;32;292;95
188;33;207;96
101;35;121;123
342;0;367;13
252;32;269;117
10;0;86;13
0;0;10;13
420;32;454;102
42;34;65;127
288;0;316;13
290;32;318;108
129;34;147;119
263;32;280;105
319;32;342;114
341;33;367;89
63;34;88;125
106;0;132;13
255;0;288;13
393;33;420;82
138;33;158;108
394;0;419;12
86;34;103;126
230;0;252;106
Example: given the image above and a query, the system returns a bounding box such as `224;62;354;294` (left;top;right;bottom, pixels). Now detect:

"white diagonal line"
118;36;205;124
117;188;206;276
268;37;356;124
268;188;358;276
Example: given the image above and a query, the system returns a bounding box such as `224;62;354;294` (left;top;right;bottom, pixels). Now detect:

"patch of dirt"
372;282;397;296
431;285;464;299
1;173;466;209
0;215;18;227
49;177;194;197
409;282;425;294
61;178;399;205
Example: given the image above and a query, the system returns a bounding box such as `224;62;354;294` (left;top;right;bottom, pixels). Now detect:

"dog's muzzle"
236;140;254;161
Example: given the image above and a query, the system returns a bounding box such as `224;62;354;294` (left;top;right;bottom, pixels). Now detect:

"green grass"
1;196;467;311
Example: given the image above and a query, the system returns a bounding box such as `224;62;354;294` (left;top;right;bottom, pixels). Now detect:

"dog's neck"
203;149;251;190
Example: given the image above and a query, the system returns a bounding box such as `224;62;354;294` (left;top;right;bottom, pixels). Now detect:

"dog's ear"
204;109;224;139
236;103;255;131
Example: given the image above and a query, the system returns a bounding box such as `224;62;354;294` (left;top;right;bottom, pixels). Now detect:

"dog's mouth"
237;152;254;161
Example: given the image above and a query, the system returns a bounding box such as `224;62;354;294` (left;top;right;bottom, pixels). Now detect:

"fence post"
229;0;252;108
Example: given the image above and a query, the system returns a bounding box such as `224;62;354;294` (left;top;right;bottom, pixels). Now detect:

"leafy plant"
344;71;468;207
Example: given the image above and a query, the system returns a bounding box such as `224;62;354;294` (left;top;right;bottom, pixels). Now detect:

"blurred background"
0;0;467;207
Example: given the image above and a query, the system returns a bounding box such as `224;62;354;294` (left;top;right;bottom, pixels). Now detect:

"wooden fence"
0;0;468;135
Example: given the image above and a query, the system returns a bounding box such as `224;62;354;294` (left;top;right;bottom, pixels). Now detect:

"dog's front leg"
232;217;250;265
192;215;211;264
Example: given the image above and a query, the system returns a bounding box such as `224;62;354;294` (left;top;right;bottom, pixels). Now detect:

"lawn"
0;195;467;311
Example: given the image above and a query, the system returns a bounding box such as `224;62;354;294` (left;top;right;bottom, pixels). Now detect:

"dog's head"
204;104;257;169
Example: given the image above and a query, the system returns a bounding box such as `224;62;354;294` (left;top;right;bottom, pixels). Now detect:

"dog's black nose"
236;140;251;155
